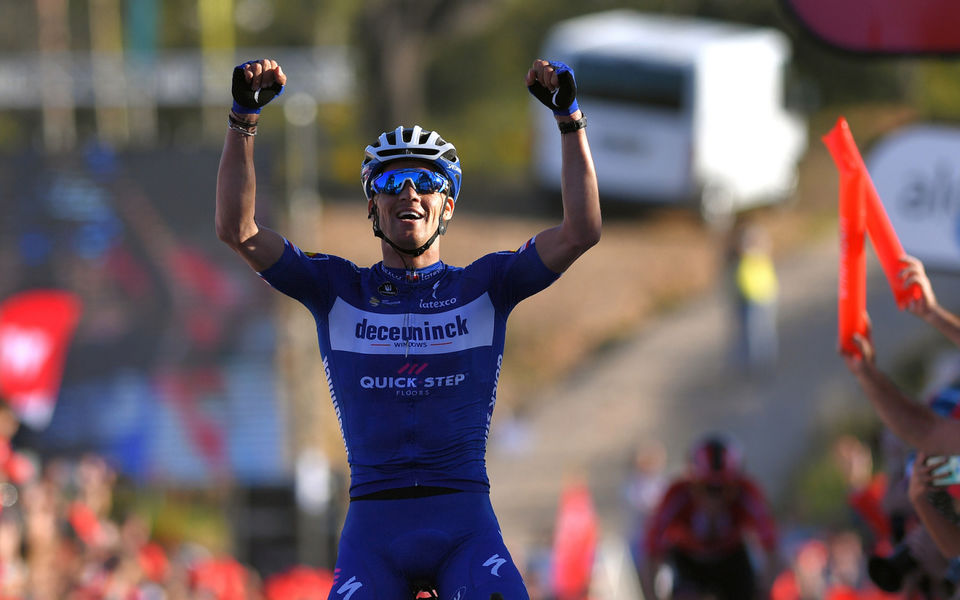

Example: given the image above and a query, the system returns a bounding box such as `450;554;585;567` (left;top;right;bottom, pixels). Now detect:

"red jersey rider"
641;433;780;600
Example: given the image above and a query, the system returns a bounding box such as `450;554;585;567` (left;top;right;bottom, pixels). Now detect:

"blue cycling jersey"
259;238;560;497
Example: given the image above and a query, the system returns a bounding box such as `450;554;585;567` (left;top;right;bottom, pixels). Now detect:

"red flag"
551;481;598;600
0;290;82;429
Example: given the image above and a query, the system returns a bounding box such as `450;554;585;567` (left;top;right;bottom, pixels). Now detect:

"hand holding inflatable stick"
823;117;923;355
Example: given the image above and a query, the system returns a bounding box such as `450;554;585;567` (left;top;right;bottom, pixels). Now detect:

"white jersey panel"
327;294;496;355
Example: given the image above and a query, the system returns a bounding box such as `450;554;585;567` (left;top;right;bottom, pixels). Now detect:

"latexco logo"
419;296;458;309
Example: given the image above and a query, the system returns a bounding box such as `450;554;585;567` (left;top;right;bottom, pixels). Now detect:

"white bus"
534;10;807;226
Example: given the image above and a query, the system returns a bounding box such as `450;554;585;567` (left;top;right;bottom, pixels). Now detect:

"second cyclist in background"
639;433;783;600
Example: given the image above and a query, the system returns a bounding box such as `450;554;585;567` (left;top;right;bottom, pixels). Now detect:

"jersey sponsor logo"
418;297;458;309
485;354;502;440
419;280;457;309
367;361;462;397
398;361;429;375
354;315;470;341
483;554;507;577
378;282;398;296
328;295;495;355
368;296;401;307
359;373;467;391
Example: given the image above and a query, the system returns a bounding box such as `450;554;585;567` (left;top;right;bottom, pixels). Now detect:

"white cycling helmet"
361;125;462;202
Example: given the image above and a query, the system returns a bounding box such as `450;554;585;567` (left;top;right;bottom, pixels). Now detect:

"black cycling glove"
232;60;285;115
527;61;579;116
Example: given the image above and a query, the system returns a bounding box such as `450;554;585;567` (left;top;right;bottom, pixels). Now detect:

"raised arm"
842;332;960;455
525;59;601;273
900;255;960;348
215;59;286;272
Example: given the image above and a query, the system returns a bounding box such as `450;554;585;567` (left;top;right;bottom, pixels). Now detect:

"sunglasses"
371;168;449;196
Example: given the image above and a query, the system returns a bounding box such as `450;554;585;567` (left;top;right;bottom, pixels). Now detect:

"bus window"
574;54;690;111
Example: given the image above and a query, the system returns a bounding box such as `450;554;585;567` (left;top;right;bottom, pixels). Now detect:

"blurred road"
486;230;960;552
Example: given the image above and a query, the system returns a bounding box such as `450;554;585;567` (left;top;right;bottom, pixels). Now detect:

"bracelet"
227;112;258;137
558;113;587;134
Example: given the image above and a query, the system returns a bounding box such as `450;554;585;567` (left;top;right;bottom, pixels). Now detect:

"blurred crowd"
0;414;333;600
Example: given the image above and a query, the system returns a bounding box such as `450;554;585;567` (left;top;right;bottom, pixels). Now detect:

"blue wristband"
232;100;261;115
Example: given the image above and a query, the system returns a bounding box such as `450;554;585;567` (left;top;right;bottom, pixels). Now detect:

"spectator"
726;222;779;374
832;434;895;556
841;256;960;455
907;452;960;560
622;440;668;575
900;255;960;348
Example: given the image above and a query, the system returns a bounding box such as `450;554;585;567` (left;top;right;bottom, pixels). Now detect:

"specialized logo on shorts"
333;571;363;600
333;569;363;600
328;295;495;355
483;554;507;577
448;587;466;600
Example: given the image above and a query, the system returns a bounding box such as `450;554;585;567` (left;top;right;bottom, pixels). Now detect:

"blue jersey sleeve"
478;237;561;313
257;239;358;315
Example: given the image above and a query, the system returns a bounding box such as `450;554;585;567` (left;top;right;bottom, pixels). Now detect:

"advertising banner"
867;124;960;271
783;0;960;54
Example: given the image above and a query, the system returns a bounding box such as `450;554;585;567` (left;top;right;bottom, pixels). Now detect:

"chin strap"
369;199;450;258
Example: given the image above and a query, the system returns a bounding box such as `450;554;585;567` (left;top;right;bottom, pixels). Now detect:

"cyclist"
640;433;781;600
216;58;600;600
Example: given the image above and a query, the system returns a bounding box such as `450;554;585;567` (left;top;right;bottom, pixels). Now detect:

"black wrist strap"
558;113;587;134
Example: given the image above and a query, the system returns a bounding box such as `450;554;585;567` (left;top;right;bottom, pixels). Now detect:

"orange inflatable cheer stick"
823;117;922;309
824;119;867;356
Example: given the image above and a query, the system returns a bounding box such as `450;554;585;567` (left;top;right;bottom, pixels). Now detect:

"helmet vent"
378;148;440;158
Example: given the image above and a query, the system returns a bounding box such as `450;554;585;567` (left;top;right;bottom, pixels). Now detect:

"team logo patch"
378;282;398;296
